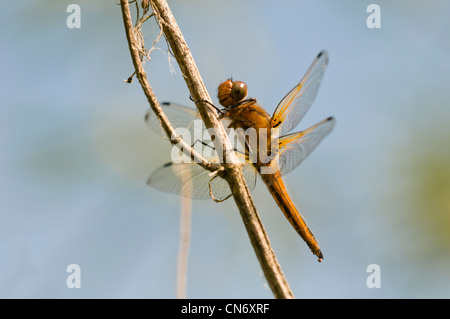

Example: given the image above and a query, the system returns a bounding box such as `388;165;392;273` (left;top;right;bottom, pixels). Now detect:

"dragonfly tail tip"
316;250;324;262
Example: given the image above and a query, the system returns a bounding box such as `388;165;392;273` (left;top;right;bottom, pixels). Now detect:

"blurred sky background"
1;1;450;298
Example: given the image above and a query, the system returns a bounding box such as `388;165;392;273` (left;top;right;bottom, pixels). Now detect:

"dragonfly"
145;51;335;261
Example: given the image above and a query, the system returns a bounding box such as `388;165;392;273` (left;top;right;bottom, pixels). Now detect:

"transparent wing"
145;102;209;143
145;101;234;150
146;102;257;200
148;161;257;200
271;51;329;136
276;117;335;176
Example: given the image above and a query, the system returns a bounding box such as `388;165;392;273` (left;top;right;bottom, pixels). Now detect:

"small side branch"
120;0;215;172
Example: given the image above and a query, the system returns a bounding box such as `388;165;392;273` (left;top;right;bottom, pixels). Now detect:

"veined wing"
146;102;256;200
148;159;257;200
145;102;209;144
271;51;329;136
276;116;335;176
145;102;234;149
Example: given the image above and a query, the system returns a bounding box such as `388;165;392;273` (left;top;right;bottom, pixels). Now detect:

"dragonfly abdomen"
259;170;323;262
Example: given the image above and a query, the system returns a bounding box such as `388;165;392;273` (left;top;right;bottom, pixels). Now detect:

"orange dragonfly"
145;51;334;261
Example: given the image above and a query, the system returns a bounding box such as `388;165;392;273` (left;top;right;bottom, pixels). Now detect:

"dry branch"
120;0;294;299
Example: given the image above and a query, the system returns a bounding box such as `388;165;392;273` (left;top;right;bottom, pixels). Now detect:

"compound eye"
231;81;248;102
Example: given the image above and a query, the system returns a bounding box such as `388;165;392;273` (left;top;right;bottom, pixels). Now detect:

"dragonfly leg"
190;139;214;150
208;170;233;203
189;96;226;115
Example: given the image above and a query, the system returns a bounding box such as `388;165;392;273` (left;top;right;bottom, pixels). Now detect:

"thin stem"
149;0;294;299
120;0;216;172
176;196;192;299
120;0;294;299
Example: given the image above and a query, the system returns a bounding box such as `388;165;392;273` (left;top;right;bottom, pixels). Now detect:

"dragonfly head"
218;79;248;108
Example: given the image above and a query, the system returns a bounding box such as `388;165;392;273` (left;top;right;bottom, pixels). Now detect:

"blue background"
2;1;450;298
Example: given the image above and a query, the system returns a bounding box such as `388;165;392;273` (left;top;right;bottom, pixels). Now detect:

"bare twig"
120;0;294;299
120;0;216;172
